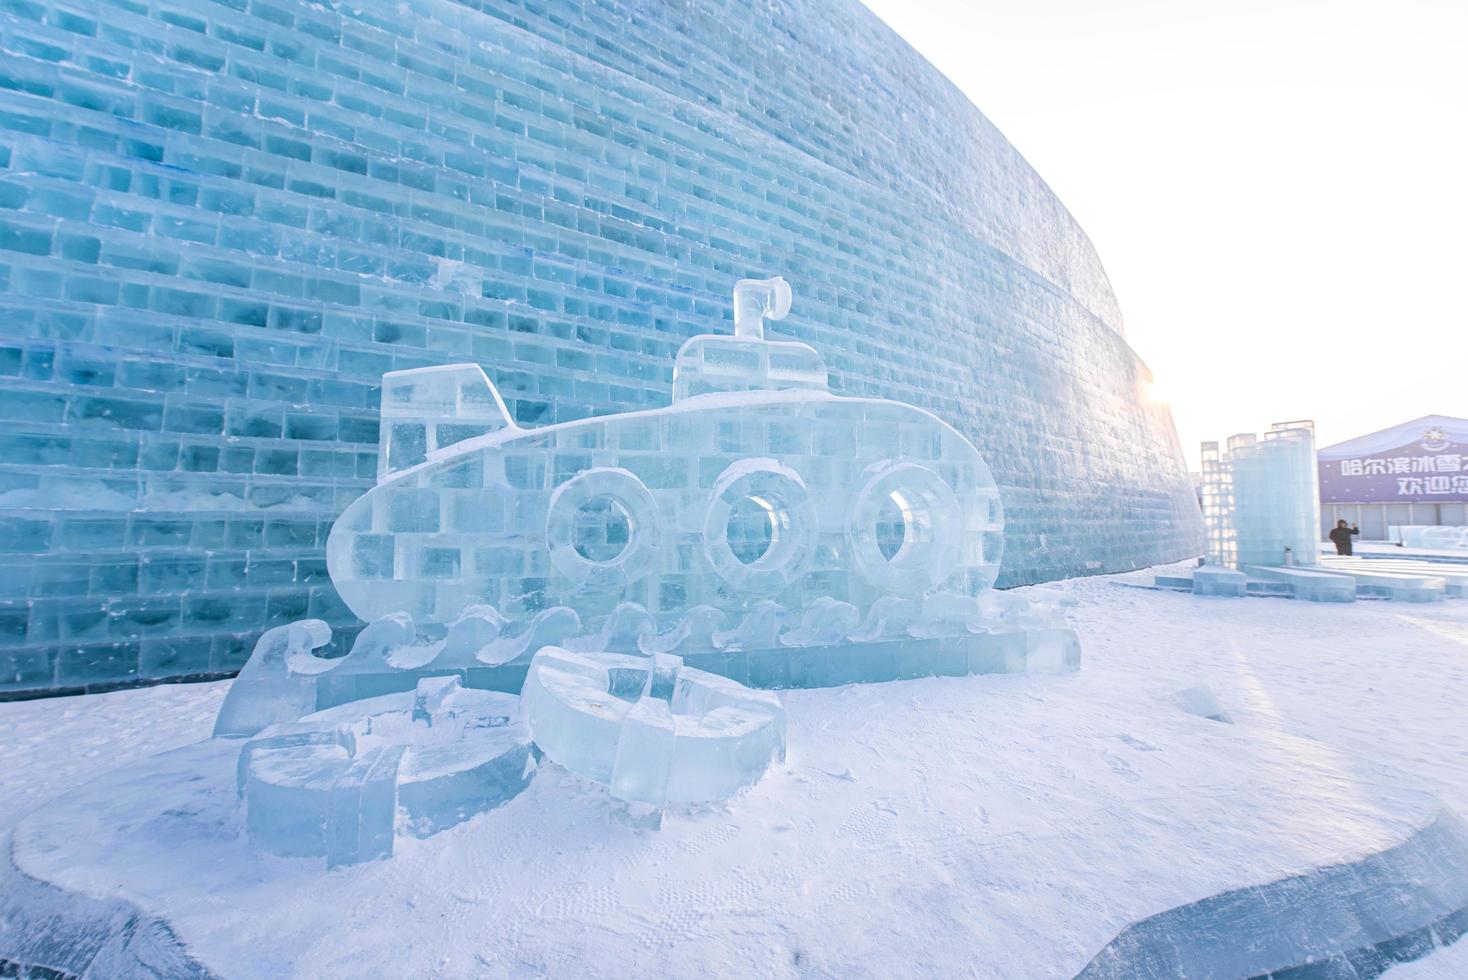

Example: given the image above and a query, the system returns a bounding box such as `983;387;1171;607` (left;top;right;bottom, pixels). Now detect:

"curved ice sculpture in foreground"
523;647;786;810
239;676;533;866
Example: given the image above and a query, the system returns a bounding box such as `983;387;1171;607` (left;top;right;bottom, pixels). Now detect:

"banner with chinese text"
1318;437;1468;503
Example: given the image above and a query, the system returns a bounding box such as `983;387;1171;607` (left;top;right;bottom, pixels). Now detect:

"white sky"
860;0;1468;467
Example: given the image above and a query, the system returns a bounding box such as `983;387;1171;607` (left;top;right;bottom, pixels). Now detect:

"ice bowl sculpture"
239;676;533;866
522;647;786;811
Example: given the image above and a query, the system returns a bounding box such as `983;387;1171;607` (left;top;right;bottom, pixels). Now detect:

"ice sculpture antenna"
732;277;793;338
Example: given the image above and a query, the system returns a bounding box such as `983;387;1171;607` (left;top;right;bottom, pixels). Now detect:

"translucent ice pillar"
1200;421;1320;570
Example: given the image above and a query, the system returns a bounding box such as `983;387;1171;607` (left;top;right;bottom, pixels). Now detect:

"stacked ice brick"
0;0;1202;695
1201;422;1321;570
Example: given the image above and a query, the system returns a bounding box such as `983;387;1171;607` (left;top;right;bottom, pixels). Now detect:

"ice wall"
0;0;1201;696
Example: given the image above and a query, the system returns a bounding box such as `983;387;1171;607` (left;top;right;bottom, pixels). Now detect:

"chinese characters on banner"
1319;442;1468;502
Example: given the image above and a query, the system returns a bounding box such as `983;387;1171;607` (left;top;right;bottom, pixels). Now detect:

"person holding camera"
1328;519;1360;556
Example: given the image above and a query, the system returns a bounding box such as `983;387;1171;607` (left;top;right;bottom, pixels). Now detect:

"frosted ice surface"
474;607;581;666
609;696;677;807
379;364;517;480
314;612;419;707
433;605;507;669
523;647;785;808
241;676;532;865
639;606;728;655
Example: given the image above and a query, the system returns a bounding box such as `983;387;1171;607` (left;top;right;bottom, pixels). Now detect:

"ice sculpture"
323;276;1066;692
522;647;785;810
1200;422;1321;570
200;275;1082;851
239;676;533;866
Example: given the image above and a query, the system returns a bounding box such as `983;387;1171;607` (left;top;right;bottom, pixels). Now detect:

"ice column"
1200;421;1320;569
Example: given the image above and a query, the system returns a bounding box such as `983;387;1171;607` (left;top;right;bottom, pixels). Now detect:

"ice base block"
683;628;1080;688
306;627;1081;710
1190;566;1248;598
1155;562;1462;604
1243;566;1358;602
1323;556;1468;598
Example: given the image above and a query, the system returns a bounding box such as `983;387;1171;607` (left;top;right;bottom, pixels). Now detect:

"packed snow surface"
2;564;1466;978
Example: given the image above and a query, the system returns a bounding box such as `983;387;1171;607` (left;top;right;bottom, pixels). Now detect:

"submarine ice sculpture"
84;277;1078;868
323;276;1066;690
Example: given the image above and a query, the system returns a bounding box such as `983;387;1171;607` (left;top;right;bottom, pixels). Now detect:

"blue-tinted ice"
327;277;1005;628
322;277;1072;688
210;276;1080;845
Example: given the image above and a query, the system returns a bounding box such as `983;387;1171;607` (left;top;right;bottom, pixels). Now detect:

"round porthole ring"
846;460;964;596
545;468;661;588
702;459;816;594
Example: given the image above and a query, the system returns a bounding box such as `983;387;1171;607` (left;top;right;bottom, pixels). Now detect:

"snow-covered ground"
2;564;1466;978
0;679;226;833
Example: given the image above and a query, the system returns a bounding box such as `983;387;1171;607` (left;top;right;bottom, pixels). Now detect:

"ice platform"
1189;566;1248;597
1244;566;1359;602
307;629;1080;708
1153;567;1352;601
1323;556;1468;599
1309;565;1446;602
219;613;1083;728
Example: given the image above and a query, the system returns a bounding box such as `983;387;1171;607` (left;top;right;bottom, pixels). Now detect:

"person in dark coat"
1329;519;1360;556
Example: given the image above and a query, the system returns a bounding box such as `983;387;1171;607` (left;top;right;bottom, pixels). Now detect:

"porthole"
847;461;963;596
572;495;632;564
702;460;815;593
546;468;660;588
727;492;780;565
